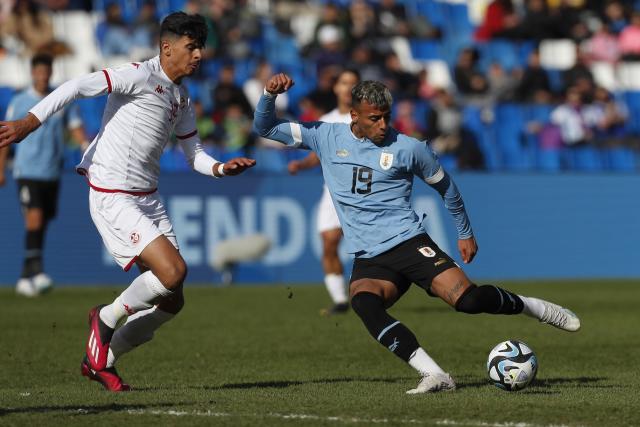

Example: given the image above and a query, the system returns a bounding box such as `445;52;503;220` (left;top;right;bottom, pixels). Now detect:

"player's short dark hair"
31;53;53;69
351;80;393;110
160;12;207;48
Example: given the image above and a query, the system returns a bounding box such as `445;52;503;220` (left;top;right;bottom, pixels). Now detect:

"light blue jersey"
5;87;82;180
254;93;473;258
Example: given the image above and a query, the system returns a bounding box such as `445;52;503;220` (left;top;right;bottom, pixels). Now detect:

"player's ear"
160;39;172;57
350;109;357;124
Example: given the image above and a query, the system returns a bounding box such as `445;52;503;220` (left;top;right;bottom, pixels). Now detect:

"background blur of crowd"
2;0;640;173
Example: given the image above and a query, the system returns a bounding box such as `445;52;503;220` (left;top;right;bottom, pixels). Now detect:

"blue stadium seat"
565;145;605;172
606;147;637;172
494;104;533;170
545;69;564;94
414;0;447;28
537;148;562;172
410;39;442;60
479;40;521;72
0;86;15;120
76;97;107;140
462;106;501;170
623;91;640;135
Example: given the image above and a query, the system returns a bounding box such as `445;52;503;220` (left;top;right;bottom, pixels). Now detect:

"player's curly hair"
160;12;207;48
351;81;393;110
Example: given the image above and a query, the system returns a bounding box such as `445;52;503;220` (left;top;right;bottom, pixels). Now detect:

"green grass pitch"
1;281;638;426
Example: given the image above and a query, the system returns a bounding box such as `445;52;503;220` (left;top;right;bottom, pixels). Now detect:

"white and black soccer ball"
487;340;538;391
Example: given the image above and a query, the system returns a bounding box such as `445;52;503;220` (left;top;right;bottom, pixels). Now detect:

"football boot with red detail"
81;356;130;392
85;304;114;370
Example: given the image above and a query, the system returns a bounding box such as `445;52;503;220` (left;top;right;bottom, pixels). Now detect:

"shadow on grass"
0;402;176;417
450;375;608;391
202;376;409;390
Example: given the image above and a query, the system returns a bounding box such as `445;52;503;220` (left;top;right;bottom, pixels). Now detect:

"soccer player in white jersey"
254;74;581;394
0;12;255;391
287;69;360;315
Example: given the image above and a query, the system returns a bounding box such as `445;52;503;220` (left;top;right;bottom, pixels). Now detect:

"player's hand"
223;157;256;176
265;73;294;95
0;114;41;148
458;237;478;264
288;160;301;175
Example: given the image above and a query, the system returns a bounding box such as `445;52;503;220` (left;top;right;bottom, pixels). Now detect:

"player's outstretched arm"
0;113;41;148
215;157;256;177
288;152;320;175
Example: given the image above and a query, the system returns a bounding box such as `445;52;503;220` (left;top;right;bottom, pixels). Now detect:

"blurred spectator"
426;89;485;170
474;0;520;42
516;50;552;103
392;100;424;139
375;0;411;38
453;47;489;97
619;11;640;60
302;65;339;115
562;49;595;100
417;68;438;100
584;21;621;63
603;0;628;34
130;2;159;58
312;25;347;73
382;52;419;100
194;100;217;147
97;2;130;56
1;0;71;56
220;103;254;152
243;60;289;112
505;0;557;40
585;86;629;144
487;62;519;102
550;86;596;146
348;0;377;46
309;3;350;54
211;63;253;122
347;43;384;81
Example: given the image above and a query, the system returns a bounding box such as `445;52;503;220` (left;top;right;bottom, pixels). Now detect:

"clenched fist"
265;73;294;95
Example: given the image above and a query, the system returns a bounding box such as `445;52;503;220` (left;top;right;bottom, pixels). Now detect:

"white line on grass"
124;409;580;427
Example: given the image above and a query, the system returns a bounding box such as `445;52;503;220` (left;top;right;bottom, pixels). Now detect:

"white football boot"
406;372;456;394
32;273;53;294
539;301;581;332
16;278;38;297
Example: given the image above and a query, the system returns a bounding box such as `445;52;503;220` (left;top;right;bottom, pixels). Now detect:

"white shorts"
89;189;178;271
316;185;341;233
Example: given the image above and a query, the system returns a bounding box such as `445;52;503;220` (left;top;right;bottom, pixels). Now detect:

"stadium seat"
410;39;442;61
478;40;521;72
539;39;576;70
462;106;501;171
494;104;533;171
565;145;604;172
623;91;640;134
76;97;107;139
605;146;637;172
422;60;453;89
0;55;30;88
537;148;562;172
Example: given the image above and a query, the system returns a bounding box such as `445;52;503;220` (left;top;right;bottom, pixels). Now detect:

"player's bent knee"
158;290;185;314
350;291;385;320
159;260;188;290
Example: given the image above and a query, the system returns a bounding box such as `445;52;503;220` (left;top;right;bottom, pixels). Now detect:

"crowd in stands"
2;0;640;173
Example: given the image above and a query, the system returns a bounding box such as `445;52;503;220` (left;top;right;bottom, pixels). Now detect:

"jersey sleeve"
410;140;444;183
253;91;321;151
102;63;148;96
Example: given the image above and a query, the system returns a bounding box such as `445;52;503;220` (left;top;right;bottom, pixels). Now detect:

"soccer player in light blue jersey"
0;54;87;297
254;73;581;394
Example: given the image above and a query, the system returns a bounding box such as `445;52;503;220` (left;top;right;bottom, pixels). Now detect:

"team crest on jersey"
380;151;394;170
336;149;349;158
418;246;436;257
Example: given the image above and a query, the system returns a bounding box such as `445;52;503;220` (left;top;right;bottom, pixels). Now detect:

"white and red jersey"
29;56;217;192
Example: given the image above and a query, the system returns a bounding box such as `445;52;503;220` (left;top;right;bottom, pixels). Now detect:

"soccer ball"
487;340;538;391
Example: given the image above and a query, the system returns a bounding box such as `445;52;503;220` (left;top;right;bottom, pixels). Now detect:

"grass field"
1;281;639;427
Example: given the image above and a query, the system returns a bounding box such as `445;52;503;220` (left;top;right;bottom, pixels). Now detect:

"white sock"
519;296;546;320
99;270;173;328
106;306;174;368
325;273;348;304
408;347;446;376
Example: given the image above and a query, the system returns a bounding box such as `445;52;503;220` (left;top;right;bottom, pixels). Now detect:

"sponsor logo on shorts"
418;246;436;257
336;149;349;158
130;232;140;244
435;258;448;267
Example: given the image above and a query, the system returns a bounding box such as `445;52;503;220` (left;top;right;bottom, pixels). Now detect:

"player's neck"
159;57;184;84
350;123;366;140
